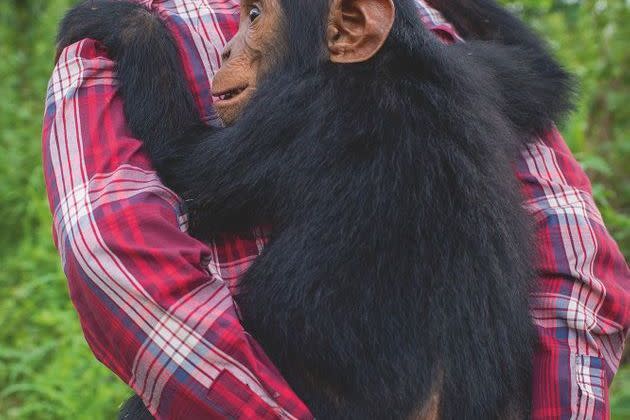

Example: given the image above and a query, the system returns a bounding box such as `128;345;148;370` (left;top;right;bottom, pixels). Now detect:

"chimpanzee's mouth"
213;85;249;103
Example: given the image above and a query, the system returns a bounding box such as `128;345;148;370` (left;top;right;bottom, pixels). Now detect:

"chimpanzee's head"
211;0;396;125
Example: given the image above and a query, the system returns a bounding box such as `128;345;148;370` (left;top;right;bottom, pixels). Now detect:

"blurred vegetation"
0;0;627;418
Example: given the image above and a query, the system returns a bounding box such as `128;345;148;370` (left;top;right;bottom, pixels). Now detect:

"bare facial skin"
211;0;283;126
212;0;394;125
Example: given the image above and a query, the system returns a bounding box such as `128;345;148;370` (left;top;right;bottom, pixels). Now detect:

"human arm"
517;129;629;419
42;1;313;418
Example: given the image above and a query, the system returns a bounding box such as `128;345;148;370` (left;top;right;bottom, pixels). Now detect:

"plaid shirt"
42;0;629;418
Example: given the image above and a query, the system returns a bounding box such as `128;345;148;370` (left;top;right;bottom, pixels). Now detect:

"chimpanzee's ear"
327;0;395;64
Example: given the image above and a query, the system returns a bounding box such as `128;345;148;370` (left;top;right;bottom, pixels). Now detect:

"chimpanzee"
58;0;573;418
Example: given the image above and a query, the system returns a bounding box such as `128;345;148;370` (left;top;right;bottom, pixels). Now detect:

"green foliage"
612;364;630;419
501;0;629;254
0;1;130;418
0;0;627;418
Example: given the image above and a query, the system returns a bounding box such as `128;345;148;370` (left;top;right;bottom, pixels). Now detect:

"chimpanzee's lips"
212;85;249;104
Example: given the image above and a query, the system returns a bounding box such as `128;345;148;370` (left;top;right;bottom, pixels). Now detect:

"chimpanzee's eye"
249;6;261;23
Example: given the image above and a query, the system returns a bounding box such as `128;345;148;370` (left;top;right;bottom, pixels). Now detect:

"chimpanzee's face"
211;0;395;126
211;0;284;126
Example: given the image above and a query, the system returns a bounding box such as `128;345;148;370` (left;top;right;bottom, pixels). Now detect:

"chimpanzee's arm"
58;0;199;169
429;0;550;47
448;40;573;143
426;0;573;141
58;1;277;231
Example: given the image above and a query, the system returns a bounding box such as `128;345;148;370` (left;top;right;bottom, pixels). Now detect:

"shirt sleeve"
43;39;311;420
517;129;630;420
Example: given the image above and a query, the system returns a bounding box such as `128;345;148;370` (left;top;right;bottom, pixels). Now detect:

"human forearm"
44;38;311;419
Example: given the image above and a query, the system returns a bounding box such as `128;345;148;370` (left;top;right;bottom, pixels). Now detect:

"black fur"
58;0;573;418
118;395;154;420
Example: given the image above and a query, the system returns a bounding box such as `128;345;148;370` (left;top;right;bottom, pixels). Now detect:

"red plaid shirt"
43;0;629;418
